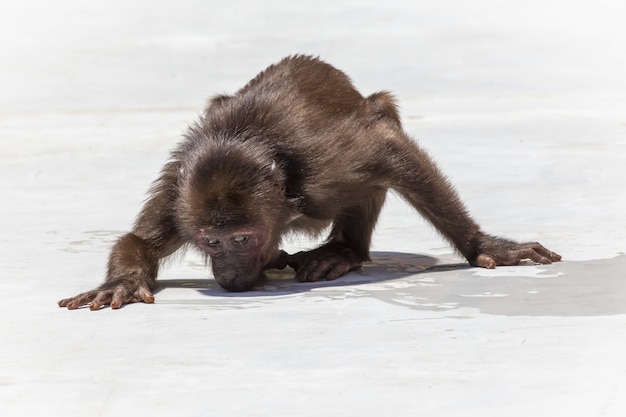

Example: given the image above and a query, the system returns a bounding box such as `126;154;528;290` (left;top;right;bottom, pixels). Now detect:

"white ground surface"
2;1;626;416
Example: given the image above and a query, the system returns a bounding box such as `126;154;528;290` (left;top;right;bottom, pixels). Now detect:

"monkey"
58;55;561;310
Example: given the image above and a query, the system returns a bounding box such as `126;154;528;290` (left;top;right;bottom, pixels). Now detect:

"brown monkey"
58;55;560;310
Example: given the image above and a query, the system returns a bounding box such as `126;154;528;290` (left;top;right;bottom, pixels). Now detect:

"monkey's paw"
58;279;154;310
287;244;363;282
470;236;562;269
263;250;290;270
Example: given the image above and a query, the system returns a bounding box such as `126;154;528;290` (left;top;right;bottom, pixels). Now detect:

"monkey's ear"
270;160;288;194
285;195;305;212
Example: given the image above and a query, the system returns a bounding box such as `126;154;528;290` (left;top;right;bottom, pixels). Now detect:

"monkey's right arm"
58;163;185;310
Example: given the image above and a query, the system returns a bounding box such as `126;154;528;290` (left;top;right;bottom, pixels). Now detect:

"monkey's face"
178;142;288;291
195;225;271;291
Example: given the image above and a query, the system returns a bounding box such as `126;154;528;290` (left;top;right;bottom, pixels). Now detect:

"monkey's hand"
263;250;290;270
468;235;561;269
58;279;155;310
287;244;363;282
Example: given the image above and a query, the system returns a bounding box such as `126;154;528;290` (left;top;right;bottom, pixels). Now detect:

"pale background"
1;1;625;416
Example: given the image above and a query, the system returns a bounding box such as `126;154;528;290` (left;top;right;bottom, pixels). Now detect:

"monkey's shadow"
155;252;470;298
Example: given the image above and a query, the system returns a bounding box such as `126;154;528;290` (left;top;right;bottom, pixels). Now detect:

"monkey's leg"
59;163;184;310
288;189;386;282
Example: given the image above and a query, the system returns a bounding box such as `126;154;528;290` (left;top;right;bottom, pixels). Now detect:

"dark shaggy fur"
59;55;560;309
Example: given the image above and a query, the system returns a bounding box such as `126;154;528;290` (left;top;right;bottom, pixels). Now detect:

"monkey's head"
195;224;272;291
176;140;289;291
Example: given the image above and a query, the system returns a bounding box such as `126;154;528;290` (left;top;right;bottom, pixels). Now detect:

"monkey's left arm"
390;139;561;268
464;234;561;268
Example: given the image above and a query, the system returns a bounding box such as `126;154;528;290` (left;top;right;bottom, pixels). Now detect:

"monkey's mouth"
215;277;257;292
212;264;264;292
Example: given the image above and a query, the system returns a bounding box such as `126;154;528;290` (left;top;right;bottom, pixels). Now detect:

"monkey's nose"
217;276;255;292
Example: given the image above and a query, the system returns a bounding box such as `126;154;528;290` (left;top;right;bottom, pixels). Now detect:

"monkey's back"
196;55;409;217
238;55;364;116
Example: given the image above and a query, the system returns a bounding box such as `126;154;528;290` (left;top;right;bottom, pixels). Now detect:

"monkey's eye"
204;238;221;247
232;235;250;247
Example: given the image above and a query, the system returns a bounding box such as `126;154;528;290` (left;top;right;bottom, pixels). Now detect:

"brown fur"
59;55;560;309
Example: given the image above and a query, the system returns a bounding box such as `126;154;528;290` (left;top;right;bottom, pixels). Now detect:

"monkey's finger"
309;258;340;281
518;247;554;265
492;246;553;266
297;259;321;282
134;284;155;304
303;253;357;282
89;291;113;311
286;252;305;272
525;243;562;263
58;298;73;308
549;251;562;262
110;284;135;309
265;250;290;270
474;254;497;269
59;291;98;309
514;242;560;262
110;293;125;309
324;260;354;281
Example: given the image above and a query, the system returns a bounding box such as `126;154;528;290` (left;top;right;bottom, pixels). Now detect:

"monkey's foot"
287;245;363;282
58;279;154;310
469;236;562;269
